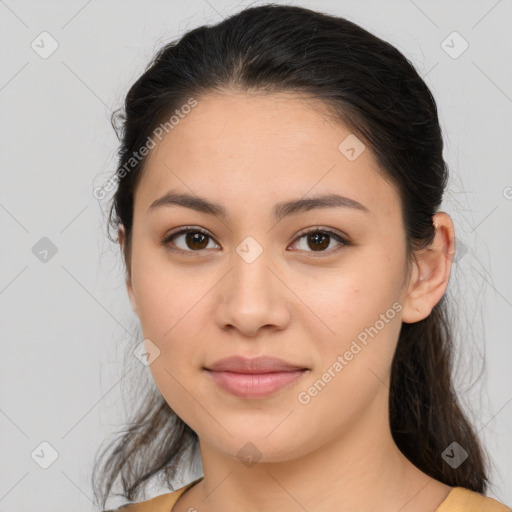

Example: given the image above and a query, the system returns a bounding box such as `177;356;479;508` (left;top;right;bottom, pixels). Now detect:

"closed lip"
204;355;309;374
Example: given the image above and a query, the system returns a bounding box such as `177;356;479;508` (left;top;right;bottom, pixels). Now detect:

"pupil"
309;233;329;251
187;232;208;250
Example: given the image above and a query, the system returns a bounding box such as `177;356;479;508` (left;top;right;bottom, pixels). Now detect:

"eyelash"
160;226;351;257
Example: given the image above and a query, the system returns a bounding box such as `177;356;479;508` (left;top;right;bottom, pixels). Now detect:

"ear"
118;225;138;316
401;212;455;323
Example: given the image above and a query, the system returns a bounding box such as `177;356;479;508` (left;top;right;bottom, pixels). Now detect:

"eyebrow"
148;189;369;223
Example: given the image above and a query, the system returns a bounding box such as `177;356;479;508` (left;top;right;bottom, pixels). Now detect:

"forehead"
134;92;400;222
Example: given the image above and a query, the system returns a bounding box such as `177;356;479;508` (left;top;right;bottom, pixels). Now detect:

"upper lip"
205;356;309;374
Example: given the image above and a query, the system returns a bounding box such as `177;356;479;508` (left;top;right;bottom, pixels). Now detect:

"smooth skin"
118;92;456;512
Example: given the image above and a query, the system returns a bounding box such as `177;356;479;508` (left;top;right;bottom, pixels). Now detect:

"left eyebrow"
147;189;369;223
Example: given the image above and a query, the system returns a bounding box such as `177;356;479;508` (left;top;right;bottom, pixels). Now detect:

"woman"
92;4;510;511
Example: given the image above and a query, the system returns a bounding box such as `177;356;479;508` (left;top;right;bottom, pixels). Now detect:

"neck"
186;385;450;512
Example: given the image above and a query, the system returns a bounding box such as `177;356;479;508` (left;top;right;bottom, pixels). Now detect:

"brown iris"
185;232;209;250
307;232;330;251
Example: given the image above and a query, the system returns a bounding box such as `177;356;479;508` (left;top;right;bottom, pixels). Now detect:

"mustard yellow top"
107;477;511;512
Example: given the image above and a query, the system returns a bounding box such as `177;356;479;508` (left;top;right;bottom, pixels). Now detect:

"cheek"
305;251;404;375
130;247;211;385
296;276;402;433
304;251;404;330
130;243;202;338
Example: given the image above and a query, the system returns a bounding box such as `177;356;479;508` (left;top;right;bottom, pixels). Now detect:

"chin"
203;425;311;465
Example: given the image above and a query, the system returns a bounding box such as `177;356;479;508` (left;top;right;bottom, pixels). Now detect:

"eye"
290;227;350;255
161;226;219;255
160;226;350;256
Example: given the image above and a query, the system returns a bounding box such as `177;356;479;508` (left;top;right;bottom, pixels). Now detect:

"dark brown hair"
92;3;489;509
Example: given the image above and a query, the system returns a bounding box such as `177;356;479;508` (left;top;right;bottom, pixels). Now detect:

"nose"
213;245;291;338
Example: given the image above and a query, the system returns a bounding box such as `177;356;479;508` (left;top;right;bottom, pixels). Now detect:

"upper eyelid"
165;225;346;239
163;226;349;251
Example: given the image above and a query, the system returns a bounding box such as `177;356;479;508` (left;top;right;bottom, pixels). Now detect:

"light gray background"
1;0;511;510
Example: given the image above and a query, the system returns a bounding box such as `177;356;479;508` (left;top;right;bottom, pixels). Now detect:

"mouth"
204;355;310;399
204;369;310;399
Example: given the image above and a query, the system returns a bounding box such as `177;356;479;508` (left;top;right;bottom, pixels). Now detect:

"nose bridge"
231;233;276;300
214;233;290;334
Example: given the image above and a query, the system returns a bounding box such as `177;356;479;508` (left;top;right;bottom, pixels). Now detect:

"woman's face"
123;92;415;463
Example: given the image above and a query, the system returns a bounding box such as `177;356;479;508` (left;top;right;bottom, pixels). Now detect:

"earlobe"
401;257;426;323
401;212;455;324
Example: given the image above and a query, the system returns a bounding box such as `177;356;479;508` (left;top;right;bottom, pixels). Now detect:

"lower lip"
206;370;307;399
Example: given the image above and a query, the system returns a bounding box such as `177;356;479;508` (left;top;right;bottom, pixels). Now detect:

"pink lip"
206;369;308;399
204;356;309;399
205;355;308;373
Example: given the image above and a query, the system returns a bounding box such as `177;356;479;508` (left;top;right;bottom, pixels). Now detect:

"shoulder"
437;487;511;512
103;478;203;512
